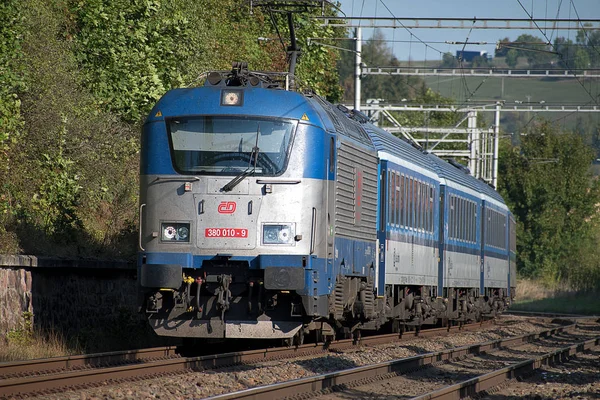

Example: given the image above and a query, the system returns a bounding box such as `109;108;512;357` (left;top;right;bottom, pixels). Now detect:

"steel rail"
349;319;494;348
205;324;582;400
0;344;322;397
411;337;600;400
0;319;498;397
0;320;492;378
0;346;179;377
506;310;599;319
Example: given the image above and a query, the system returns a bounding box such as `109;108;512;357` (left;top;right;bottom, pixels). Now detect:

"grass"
423;76;599;105
0;312;83;362
0;329;82;362
511;279;600;315
0;310;174;362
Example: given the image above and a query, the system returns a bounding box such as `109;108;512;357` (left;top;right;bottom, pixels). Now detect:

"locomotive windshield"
167;116;296;176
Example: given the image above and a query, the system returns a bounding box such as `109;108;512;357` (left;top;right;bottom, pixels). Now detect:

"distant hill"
423;75;597;105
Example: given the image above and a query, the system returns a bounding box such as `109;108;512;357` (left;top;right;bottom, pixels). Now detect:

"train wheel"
324;332;335;346
352;329;361;344
392;319;400;336
314;329;323;343
396;322;405;338
293;329;304;346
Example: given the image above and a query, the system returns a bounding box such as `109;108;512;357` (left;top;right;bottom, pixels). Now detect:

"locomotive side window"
417;181;422;231
395;173;400;227
329;137;335;174
402;175;408;227
385;170;435;234
485;208;507;249
167;117;296;176
389;172;394;226
400;174;405;229
448;194;477;243
390;171;396;227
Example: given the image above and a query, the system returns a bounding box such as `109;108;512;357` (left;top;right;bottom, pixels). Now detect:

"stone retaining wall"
0;255;168;350
0;267;32;335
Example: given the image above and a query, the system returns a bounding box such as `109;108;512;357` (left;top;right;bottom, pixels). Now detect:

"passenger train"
137;63;516;343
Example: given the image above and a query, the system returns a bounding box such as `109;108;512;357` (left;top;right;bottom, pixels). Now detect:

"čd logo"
218;201;236;214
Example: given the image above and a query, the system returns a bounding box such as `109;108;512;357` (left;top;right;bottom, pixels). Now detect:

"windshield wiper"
221;124;260;192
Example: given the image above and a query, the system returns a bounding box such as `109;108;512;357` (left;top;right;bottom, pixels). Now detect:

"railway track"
204;320;598;400
0;321;492;398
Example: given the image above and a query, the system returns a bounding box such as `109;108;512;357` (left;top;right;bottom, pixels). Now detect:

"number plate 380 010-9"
204;228;248;238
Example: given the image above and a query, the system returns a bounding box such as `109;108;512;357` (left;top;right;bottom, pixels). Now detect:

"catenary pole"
354;27;362;111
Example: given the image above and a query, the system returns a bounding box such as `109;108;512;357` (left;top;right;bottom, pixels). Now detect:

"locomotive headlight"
262;224;295;245
161;222;191;242
177;226;189;240
221;89;243;106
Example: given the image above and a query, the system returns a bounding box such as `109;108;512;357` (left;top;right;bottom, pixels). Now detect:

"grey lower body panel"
149;318;302;339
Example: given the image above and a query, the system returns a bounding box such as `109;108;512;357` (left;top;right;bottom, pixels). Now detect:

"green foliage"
441;52;458;68
0;0;140;258
502;34;554;67
0;0;27;248
394;87;459;127
0;0;26;147
1;0;347;259
498;122;600;290
576;23;600;68
496;28;600;70
292;12;345;101
573;48;591;70
338;30;423;103
69;0;193;122
505;49;518;68
6;312;34;346
31;117;82;235
178;0;285;74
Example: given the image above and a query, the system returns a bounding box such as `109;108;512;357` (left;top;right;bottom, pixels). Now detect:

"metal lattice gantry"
343;21;600;188
363;67;600;79
363;101;497;186
316;16;600;30
361;102;600;188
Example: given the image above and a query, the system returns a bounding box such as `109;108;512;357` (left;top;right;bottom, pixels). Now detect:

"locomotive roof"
147;79;506;207
145;85;325;126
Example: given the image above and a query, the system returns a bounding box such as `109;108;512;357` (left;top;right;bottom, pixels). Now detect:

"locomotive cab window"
167;117;297;176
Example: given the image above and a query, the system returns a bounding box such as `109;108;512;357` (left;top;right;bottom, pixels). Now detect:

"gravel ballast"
28;316;598;400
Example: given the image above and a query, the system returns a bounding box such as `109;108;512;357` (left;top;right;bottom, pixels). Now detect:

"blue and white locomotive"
138;64;516;342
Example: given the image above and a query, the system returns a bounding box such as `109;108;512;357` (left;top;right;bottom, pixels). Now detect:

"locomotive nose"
196;193;262;250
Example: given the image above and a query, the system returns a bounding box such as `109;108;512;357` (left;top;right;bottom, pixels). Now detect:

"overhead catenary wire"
516;0;599;106
334;2;599;108
570;0;600;60
549;0;564;43
377;0;444;56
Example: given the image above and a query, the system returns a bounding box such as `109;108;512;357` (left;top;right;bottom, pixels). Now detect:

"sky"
336;0;599;62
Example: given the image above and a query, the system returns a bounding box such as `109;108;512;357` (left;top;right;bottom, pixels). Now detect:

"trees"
441;52;458;68
1;0;346;257
496;28;600;70
498;122;600;289
576;23;600;68
337;30;423;103
505;49;519;68
508;34;554;67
